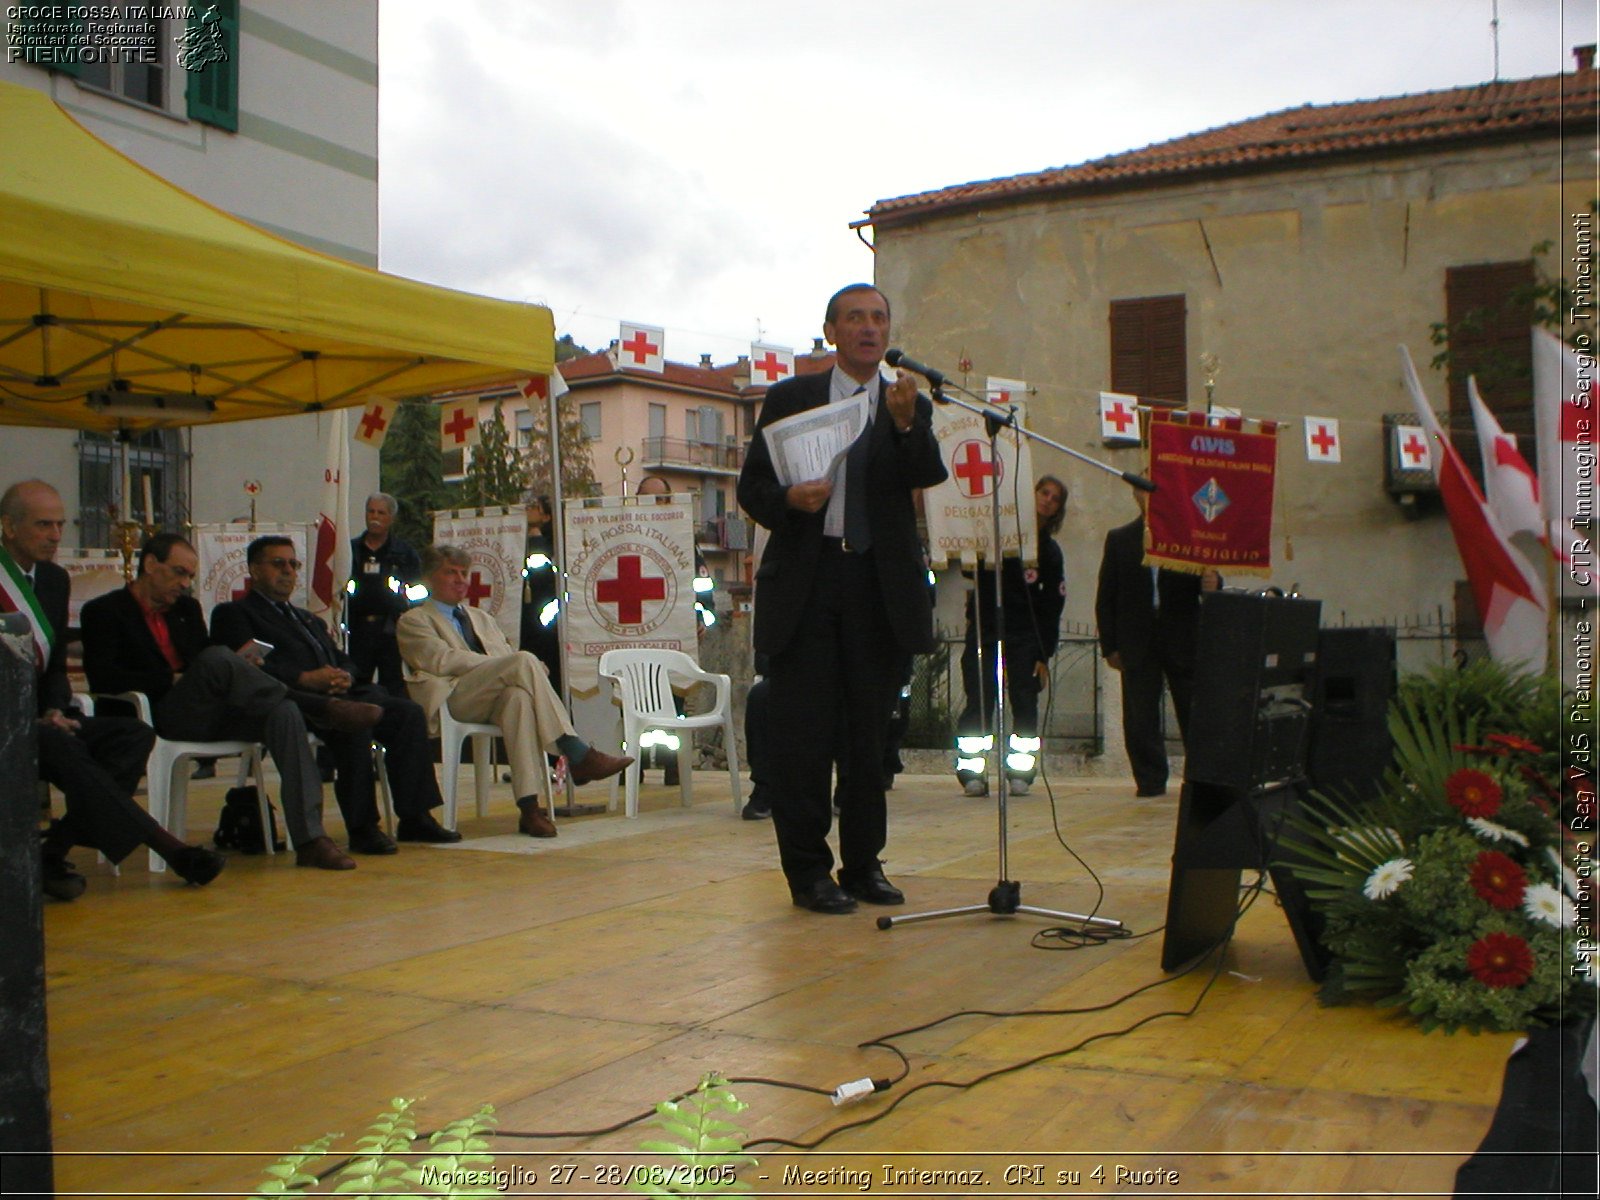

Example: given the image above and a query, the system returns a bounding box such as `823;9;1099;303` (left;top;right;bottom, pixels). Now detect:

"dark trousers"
1117;631;1196;795
153;645;326;845
321;685;442;830
37;715;159;864
765;546;901;889
959;632;1043;744
349;617;407;698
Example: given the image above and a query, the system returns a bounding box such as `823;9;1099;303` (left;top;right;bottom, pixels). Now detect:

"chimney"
811;337;827;356
699;353;713;369
1577;44;1596;72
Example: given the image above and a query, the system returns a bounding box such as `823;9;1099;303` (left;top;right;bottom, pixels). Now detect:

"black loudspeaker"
1305;626;1396;804
1183;592;1322;792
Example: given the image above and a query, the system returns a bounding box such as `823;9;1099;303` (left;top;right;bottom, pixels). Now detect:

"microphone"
884;348;944;387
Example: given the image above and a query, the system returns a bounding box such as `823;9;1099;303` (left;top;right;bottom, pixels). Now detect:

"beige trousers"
444;652;575;802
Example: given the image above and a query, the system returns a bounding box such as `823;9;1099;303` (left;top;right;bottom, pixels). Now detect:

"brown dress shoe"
517;800;557;838
321;698;384;733
295;835;357;870
569;748;633;786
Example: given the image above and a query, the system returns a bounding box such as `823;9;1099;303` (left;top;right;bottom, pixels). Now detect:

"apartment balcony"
641;436;743;476
698;515;752;552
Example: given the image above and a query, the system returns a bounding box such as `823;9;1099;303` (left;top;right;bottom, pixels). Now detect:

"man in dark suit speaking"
737;283;948;914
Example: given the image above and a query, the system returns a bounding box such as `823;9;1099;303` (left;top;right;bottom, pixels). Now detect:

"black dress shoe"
837;863;904;906
396;815;463;844
348;826;399;855
168;846;226;886
790;877;858;915
42;855;86;901
741;792;771;821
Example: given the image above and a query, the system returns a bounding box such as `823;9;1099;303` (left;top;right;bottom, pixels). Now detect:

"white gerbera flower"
1363;858;1414;900
1524;882;1577;928
1468;817;1530;847
1545;846;1581;899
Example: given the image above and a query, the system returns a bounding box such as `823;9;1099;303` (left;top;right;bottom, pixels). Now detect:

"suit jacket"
210;589;353;687
395;601;514;734
737;369;947;656
30;558;73;715
1094;517;1207;663
80;587;210;702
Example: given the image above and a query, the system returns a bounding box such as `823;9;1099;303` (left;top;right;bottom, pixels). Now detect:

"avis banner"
924;382;1037;568
193;524;312;620
1144;411;1278;577
563;496;697;697
431;507;528;647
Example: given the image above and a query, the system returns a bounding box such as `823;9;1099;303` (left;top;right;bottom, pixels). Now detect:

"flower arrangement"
1283;660;1593;1033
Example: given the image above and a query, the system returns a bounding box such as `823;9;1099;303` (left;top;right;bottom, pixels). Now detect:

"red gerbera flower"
1446;768;1503;818
1486;733;1543;755
1470;850;1527;910
1466;931;1534;988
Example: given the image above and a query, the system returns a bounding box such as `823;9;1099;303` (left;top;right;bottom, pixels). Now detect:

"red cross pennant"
440;403;478;448
520;375;548;401
952;440;1001;499
354;399;395;447
1100;393;1138;439
465;571;493;607
752;348;792;384
1305;417;1341;463
1396;425;1429;469
595;555;667;624
619;323;664;370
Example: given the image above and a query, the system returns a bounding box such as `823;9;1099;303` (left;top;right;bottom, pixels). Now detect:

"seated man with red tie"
396;543;632;838
209;535;461;853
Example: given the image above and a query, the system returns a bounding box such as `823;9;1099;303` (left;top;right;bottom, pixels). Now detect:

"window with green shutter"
183;0;239;132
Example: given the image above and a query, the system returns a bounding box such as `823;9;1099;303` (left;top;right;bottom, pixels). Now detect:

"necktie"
453;606;485;653
843;385;873;552
279;602;331;665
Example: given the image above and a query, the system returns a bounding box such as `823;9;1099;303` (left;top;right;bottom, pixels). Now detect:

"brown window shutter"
1445;261;1535;472
1110;295;1187;406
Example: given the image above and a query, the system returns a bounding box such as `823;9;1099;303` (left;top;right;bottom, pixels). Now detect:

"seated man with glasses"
210;535;459;854
80;532;377;871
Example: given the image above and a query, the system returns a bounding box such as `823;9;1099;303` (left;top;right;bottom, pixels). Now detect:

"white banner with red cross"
430;507;528;647
924;388;1037;569
193;524;312;621
561;496;696;697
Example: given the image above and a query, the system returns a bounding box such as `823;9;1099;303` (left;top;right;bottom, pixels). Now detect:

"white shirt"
824;366;878;539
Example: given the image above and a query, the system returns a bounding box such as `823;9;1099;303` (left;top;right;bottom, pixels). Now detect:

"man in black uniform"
348;492;421;697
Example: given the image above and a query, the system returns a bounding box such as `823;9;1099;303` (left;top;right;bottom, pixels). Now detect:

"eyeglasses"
263;557;302;571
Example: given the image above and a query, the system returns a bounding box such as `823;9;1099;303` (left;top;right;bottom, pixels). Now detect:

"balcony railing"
697;516;752;551
642;436;743;472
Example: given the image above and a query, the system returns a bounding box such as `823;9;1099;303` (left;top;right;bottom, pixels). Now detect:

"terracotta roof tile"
867;67;1598;228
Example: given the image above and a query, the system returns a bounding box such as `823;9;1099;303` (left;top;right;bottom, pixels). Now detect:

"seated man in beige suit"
397;544;631;837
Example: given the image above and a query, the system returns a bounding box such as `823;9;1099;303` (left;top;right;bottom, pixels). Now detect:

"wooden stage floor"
41;769;1517;1197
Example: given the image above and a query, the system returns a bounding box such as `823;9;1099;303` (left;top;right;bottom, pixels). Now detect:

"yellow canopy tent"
0;79;554;432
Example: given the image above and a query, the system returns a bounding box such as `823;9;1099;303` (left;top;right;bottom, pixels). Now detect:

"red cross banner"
562;495;697;697
55;551;126;630
439;398;482;450
923;386;1036;568
193;524;311;621
309;411;351;624
1144;410;1278;577
749;342;795;387
617;321;666;374
1099;391;1141;444
430;507;529;647
352;396;399;448
519;367;570;403
1393;422;1429;471
1304;416;1342;464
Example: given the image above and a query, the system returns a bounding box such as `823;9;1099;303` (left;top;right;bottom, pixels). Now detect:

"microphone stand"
879;375;1152;934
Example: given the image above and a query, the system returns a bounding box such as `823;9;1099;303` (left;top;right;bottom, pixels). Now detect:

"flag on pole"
309;410;351;624
1467;378;1544;545
617;322;665;373
985;376;1027;407
1098;392;1140;443
1531;327;1596;525
1304;417;1342;463
439;398;481;451
749;343;794;387
352;396;399;449
1398;345;1546;675
519;367;570;403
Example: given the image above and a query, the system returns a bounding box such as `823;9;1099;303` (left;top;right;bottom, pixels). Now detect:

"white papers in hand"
761;392;869;487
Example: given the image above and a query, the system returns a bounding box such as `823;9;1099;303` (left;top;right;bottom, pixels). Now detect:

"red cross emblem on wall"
952;440;1001;499
753;351;789;383
1309;424;1338;456
595;555;667;624
620;329;660;365
1399;431;1428;468
1103;399;1135;436
464;571;493;607
442;407;476;445
358;405;389;440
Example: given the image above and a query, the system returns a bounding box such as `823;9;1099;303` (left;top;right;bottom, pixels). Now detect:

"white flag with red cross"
924;393;1036;568
985;376;1027;408
1393;423;1429;471
1304;417;1342;464
1098;392;1140;443
352;396;399;448
617;322;665;373
430;507;529;647
749;343;794;387
1532;327;1600;601
519;368;570;403
309;411;351;624
439;398;481;451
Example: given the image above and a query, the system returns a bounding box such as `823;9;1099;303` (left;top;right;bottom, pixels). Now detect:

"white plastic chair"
437;701;554;832
597;648;741;819
104;692;269;872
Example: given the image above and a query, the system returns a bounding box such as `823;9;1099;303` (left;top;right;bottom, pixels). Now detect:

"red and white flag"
1393;423;1430;471
985;376;1027;407
1531;328;1599;600
617;322;665;373
1304;417;1342;464
352;396;399;449
1399;345;1546;676
1098;392;1140;443
749;343;794;387
519;367;570;403
1468;378;1544;545
439;398;481;450
309;410;351;624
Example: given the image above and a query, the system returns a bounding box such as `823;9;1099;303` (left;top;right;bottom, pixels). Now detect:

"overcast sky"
378;0;1597;367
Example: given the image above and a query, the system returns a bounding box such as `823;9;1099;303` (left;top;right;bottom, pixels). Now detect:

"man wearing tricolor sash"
2;480;224;897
